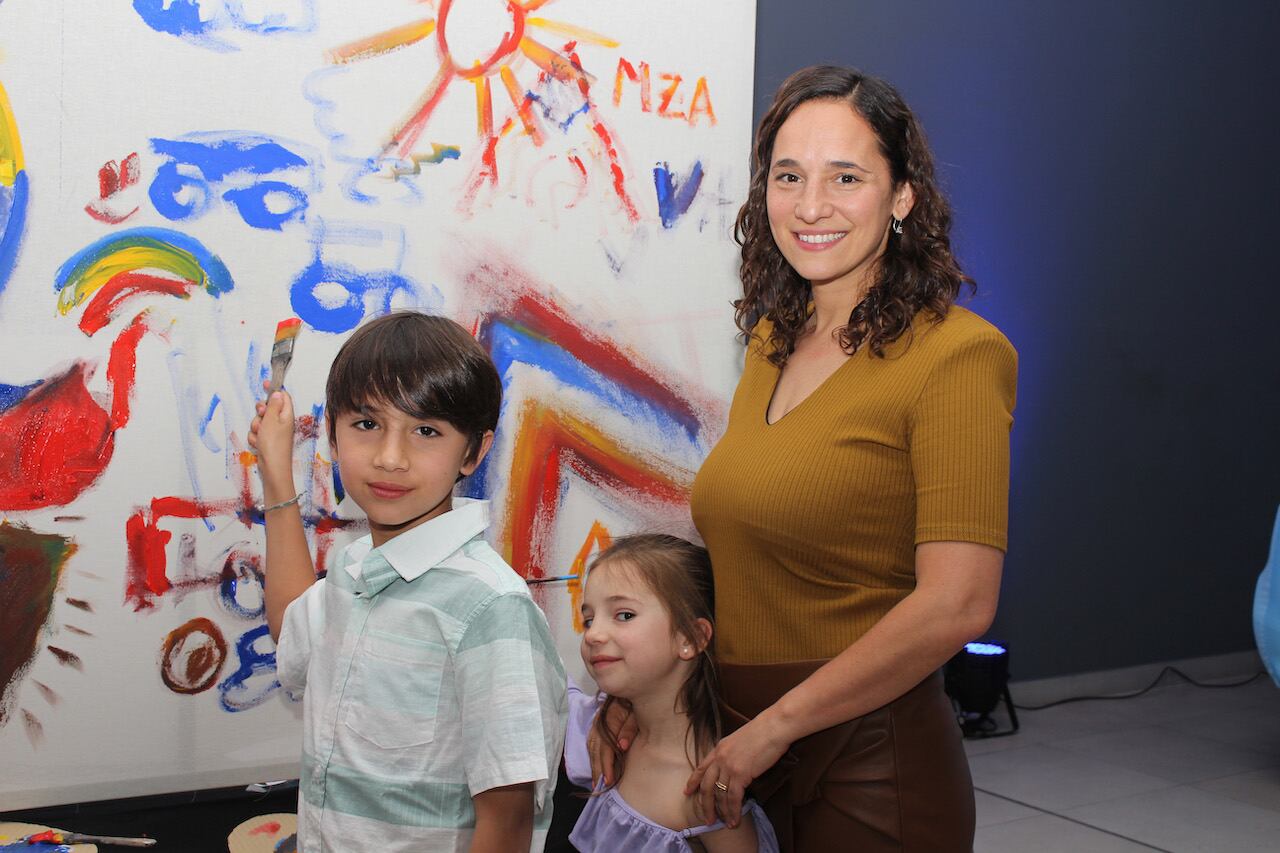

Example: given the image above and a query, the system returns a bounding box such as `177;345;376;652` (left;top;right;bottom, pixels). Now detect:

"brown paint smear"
160;617;228;694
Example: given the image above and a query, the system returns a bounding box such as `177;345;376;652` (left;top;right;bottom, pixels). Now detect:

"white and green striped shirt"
277;498;567;852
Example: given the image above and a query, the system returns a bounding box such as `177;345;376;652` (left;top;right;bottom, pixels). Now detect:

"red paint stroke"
85;153;142;223
26;829;59;843
107;313;147;429
124;452;354;609
250;821;283;835
0;311;150;511
589;120;637;222
78;272;190;335
468;267;710;431
0;365;112;511
560;42;638;222
388;63;455;160
503;400;689;580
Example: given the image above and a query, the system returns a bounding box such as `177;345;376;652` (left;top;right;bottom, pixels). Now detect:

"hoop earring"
890;217;904;235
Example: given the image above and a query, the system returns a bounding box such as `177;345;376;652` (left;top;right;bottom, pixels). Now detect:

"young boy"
249;312;567;853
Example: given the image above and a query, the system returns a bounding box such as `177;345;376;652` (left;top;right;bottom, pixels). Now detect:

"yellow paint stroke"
327;18;436;65
0;81;24;186
519;36;594;88
526;17;619;48
472;74;493;137
499;64;544;144
519;0;556;11
568;521;612;633
57;243;206;315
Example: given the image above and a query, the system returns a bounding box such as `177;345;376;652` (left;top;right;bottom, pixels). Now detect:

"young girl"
565;535;779;852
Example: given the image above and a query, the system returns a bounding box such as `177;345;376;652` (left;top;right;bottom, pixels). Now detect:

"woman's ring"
715;780;729;792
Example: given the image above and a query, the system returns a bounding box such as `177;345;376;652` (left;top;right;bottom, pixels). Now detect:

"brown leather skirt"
720;661;975;853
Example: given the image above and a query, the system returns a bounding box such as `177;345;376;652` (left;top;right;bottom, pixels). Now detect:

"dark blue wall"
753;1;1280;679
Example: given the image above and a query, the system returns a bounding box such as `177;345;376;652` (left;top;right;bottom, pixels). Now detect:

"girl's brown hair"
735;65;974;365
589;534;720;784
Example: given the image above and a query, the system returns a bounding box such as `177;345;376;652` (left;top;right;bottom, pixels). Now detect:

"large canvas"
0;0;756;808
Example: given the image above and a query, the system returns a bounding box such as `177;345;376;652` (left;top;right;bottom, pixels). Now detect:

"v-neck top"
691;306;1017;664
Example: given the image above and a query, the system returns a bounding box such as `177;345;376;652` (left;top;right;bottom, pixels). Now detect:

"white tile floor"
969;677;1280;852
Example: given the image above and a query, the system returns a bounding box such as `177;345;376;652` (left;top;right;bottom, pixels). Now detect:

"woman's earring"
891;217;904;235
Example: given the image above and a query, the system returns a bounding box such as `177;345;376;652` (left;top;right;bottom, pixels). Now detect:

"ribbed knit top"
690;306;1017;664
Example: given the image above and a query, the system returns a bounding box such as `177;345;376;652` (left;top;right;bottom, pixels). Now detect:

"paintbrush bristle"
268;318;302;393
274;317;302;343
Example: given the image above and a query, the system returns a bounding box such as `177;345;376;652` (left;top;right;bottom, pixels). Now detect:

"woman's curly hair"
735;65;974;365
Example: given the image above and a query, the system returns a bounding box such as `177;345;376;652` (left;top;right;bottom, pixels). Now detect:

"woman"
683;66;1017;851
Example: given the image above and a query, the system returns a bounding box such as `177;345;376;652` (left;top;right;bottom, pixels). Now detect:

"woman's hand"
587;701;639;787
685;713;791;828
248;385;297;503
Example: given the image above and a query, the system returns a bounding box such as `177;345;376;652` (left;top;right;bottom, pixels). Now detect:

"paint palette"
0;823;96;853
226;814;297;853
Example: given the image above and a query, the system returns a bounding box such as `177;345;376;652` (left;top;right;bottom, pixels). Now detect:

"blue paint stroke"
150;134;313;229
166;349;215;531
219;556;265;620
465;318;702;498
218;624;279;711
653;160;704;229
133;0;210;37
0;843;73;852
222;181;308;230
525;91;590;132
133;0;315;51
0;379;38;414
289;259;417;334
198;394;222;453
0;169;29;299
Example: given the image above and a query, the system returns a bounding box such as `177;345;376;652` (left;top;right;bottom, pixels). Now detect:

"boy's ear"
460;430;495;477
678;617;714;660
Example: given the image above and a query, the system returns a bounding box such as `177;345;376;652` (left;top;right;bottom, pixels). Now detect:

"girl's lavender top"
564;679;781;852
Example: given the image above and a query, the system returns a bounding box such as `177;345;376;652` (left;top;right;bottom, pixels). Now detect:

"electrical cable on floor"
1013;666;1268;711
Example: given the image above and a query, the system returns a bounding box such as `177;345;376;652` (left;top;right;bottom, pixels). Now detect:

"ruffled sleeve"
563;676;605;788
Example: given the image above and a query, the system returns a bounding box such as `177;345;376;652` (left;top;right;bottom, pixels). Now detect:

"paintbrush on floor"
268;317;302;394
21;829;157;847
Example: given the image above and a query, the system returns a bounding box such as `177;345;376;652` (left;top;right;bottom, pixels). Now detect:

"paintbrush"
268;317;302;394
526;574;579;585
21;829;157;847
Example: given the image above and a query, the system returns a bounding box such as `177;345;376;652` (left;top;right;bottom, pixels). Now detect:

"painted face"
330;400;490;547
580;560;690;701
765;99;915;297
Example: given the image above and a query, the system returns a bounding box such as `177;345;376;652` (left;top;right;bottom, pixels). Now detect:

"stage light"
944;641;1019;738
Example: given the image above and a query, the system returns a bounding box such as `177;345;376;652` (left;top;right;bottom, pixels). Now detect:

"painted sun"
328;0;618;161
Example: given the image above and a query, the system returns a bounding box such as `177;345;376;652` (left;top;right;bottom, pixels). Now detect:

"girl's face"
765;99;914;296
580;560;696;700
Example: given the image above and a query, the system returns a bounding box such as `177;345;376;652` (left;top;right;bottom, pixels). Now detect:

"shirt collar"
341;498;490;584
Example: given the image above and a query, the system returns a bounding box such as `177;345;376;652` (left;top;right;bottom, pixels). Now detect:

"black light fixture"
944;641;1019;738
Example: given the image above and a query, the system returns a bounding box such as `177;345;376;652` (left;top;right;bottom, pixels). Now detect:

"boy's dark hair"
325;311;501;463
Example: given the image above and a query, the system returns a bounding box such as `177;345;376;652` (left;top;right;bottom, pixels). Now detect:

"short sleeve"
563;676;605;788
910;330;1018;550
455;592;568;806
274;578;327;696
